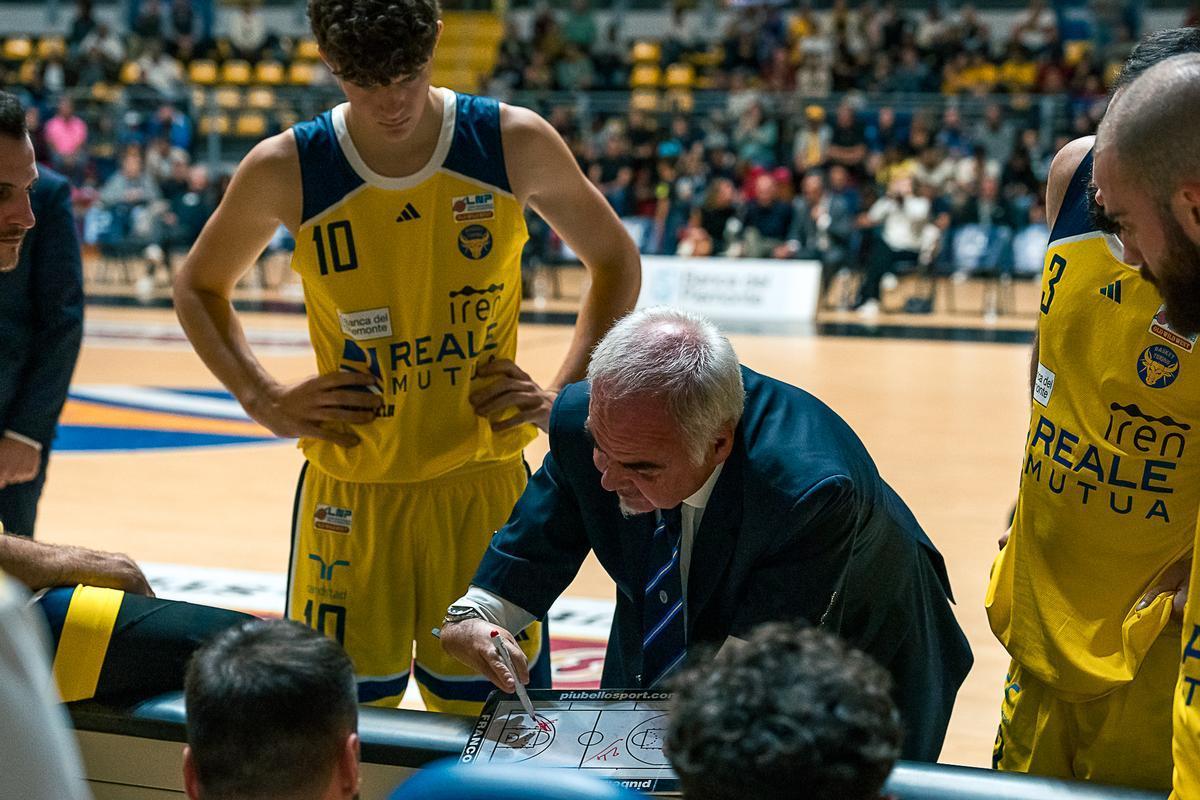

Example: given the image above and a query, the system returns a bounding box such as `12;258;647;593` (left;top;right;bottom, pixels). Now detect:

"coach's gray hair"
588;307;745;463
1098;53;1200;203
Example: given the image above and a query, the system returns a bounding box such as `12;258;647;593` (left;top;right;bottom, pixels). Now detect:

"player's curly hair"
666;622;902;800
308;0;441;88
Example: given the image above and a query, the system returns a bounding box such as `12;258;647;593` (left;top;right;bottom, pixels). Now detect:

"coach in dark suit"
441;307;972;761
0;92;84;537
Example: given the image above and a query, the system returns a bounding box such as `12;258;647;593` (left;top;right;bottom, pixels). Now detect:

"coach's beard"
0;226;26;271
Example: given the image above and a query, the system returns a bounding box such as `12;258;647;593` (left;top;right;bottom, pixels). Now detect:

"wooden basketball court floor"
40;279;1039;768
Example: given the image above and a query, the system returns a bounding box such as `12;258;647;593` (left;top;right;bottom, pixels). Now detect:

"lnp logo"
453;193;495;223
395;203;421;223
314;504;353;534
458;225;493;260
1099;280;1121;303
308;553;350;581
1150;304;1197;353
1137;345;1181;389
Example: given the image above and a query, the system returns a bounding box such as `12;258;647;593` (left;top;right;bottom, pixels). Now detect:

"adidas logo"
1099;280;1122;303
395;203;421;222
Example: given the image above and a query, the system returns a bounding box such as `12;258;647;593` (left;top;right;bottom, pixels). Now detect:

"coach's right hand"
440;618;530;692
246;372;382;447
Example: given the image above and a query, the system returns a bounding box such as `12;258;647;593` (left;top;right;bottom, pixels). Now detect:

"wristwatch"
441;604;485;628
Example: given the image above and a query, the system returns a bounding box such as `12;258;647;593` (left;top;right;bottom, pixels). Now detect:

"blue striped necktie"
642;505;686;688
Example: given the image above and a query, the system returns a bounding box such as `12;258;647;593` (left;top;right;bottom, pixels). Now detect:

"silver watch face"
446;605;480;620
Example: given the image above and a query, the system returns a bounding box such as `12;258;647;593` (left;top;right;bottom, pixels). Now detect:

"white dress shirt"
455;463;726;635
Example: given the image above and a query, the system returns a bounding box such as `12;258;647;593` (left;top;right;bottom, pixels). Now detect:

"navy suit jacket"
475;367;973;760
0;167;84;449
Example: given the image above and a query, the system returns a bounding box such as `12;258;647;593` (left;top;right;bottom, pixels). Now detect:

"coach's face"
1095;145;1200;334
588;393;733;517
0;133;37;272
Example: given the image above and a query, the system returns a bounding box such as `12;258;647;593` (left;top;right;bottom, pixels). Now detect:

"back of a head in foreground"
666;622;902;800
185;619;358;800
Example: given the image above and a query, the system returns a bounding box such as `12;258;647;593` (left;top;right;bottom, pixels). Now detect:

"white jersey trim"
331;87;457;191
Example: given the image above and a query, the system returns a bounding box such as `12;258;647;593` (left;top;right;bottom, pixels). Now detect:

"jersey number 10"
312;220;359;275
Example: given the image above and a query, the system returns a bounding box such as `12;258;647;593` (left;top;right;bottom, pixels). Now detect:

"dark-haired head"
1113;27;1200;93
0;91;27;140
666;622;902;800
184;620;359;800
308;0;441;88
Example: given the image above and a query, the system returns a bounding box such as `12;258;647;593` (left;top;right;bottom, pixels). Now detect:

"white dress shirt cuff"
3;431;42;452
454;585;538;636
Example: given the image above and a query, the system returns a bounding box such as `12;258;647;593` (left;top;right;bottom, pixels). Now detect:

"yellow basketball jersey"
288;92;534;483
1175;565;1200;796
987;149;1200;700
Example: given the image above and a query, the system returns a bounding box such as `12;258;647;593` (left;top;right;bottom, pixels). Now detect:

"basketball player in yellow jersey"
987;30;1200;790
1093;53;1200;800
173;0;640;713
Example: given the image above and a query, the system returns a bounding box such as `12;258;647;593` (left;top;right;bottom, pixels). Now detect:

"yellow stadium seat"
665;89;694;113
191;87;208;110
295;38;321;61
3;38;32;61
664;63;695;90
254;60;285;85
629;89;659;112
198;113;230;136
36;36;65;60
18;60;38;84
119;61;142;84
1064;40;1092;67
221;59;252;85
188;59;218;85
631;40;661;65
288;62;316;85
235;111;267;138
246;86;276;110
630;63;661;89
213;87;242;109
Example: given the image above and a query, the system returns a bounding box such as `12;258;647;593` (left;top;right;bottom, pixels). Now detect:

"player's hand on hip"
440;618;530;692
1136;557;1192;623
470;359;557;433
248;372;382;447
0;437;41;489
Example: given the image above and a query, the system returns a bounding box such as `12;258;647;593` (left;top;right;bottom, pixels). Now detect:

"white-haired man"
441;307;973;762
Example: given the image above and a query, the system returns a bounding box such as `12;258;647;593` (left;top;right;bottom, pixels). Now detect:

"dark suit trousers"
0;448;50;538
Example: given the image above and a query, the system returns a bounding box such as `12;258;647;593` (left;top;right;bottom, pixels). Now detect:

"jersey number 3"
1040;254;1066;315
313;220;359;276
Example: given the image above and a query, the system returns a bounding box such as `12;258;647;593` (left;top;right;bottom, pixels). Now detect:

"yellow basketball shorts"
287;457;545;715
992;626;1179;792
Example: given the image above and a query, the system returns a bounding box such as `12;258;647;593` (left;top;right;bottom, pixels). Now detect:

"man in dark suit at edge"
0;90;84;538
440;306;973;761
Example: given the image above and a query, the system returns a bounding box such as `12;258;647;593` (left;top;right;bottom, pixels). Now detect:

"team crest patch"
1149;305;1197;353
1137;345;1180;389
453;193;495;223
314;505;353;535
458;225;493;260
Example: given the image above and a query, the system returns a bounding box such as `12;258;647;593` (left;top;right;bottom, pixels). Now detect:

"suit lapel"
686;435;744;639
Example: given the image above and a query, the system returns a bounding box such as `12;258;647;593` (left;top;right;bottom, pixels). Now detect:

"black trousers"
0;448;50;537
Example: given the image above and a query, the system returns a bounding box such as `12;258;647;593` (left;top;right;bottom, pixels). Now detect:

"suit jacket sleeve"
7;178;84;446
730;474;857;637
471;444;594;620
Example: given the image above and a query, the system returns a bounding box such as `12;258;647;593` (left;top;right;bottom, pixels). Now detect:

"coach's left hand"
470;359;557;433
1136;558;1191;623
0;437;40;490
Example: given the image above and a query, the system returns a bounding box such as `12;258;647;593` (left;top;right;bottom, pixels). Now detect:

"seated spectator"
44;96;87;174
678;177;738;257
184;620;360;800
972;103;1015;165
97;145;167;287
163;164;217;267
776;172;855;285
555;44;595;91
562;0;597;52
792;104;830;173
934;107;972;159
1011;201;1051;277
133;0;167;48
732;173;793;258
732;102;778;169
827;102;868;176
138;41;185;101
666;622;902;800
857;174;930;314
952;175;1016;230
227;0;268;62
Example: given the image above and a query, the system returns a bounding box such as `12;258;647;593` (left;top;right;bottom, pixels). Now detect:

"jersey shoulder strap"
292;109;365;225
